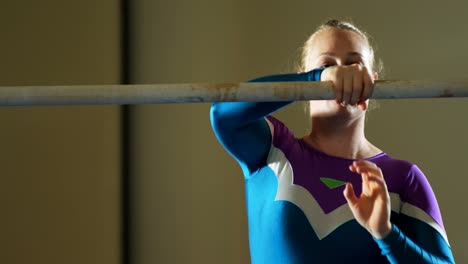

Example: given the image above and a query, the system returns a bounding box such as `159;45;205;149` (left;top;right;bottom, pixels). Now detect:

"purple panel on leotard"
266;115;444;230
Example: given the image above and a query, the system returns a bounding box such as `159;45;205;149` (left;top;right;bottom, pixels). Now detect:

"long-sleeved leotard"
210;68;455;263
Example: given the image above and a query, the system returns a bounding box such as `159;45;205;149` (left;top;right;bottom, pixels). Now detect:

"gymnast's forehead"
309;28;369;57
305;28;372;66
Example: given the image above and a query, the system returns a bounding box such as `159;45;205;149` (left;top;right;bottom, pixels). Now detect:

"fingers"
361;68;374;101
350;70;363;105
322;66;343;104
321;64;374;106
349;160;388;196
343;182;359;205
364;174;387;189
349;160;382;177
334;76;343;104
342;68;353;105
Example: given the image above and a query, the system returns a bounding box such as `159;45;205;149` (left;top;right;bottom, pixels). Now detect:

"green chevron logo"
320;177;346;189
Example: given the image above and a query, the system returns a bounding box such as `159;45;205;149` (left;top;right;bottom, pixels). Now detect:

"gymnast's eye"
316;55;337;68
346;60;363;66
320;62;335;68
345;55;365;66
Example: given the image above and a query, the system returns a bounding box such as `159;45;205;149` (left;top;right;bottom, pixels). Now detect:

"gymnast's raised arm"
209;69;323;175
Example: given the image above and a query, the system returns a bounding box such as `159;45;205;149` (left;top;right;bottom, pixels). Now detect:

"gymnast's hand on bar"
320;63;374;107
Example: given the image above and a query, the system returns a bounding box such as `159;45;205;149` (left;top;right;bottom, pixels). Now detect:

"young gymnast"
210;19;455;263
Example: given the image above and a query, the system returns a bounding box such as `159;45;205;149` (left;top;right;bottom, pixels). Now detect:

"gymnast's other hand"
320;64;374;107
343;160;392;239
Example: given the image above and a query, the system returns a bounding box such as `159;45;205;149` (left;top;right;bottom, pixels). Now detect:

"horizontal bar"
0;80;468;106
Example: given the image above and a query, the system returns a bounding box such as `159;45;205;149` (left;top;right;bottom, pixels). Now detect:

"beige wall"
0;1;121;264
130;0;468;263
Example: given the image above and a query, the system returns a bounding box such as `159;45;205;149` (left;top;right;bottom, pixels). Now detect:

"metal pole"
1;80;468;106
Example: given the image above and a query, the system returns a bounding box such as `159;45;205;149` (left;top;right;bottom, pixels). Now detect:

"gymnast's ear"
373;72;379;81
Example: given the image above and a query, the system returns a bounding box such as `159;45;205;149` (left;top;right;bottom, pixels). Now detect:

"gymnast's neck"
302;113;381;160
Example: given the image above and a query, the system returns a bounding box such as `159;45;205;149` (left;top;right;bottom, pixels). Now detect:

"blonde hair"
300;19;383;76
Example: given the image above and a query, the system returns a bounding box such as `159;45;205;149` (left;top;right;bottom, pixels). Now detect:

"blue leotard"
210;68;455;263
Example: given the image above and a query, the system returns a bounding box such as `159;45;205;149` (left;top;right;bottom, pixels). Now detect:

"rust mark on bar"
192;83;240;101
200;83;240;90
217;83;239;101
272;84;298;100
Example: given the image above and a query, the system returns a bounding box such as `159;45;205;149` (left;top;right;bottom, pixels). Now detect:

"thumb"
357;100;368;111
343;182;359;206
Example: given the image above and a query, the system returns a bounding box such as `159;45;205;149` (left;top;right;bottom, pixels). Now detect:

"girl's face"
304;28;376;118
